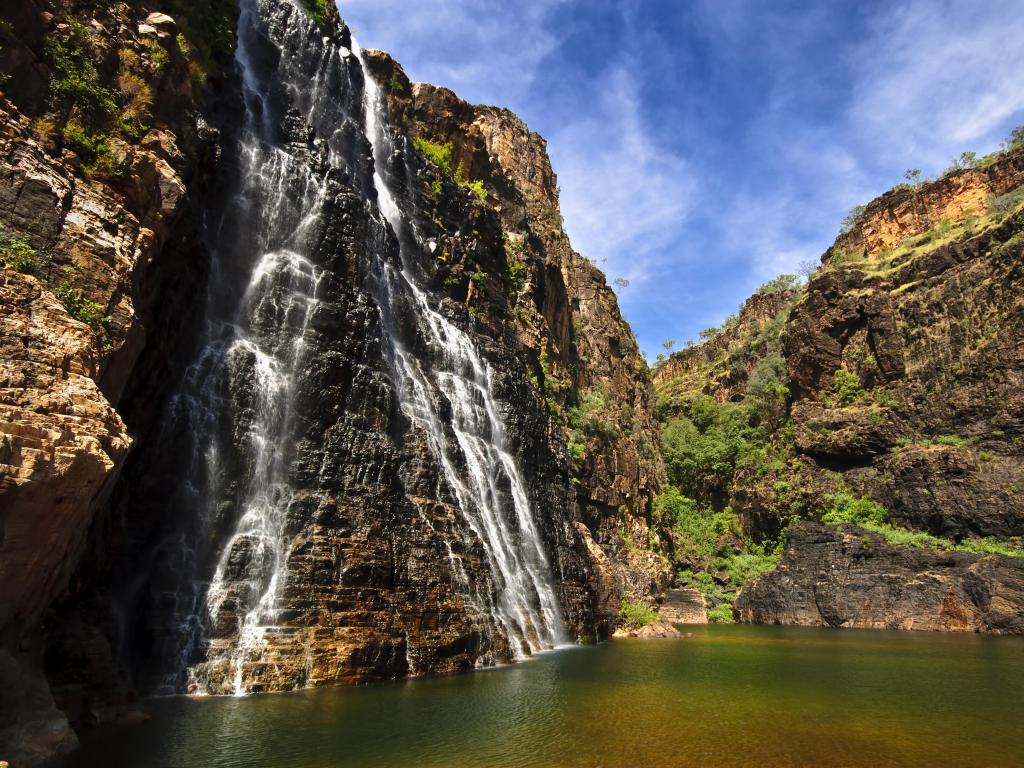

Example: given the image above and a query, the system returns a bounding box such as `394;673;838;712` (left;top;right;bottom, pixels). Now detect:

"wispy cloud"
338;0;568;109
849;0;1024;171
550;63;694;289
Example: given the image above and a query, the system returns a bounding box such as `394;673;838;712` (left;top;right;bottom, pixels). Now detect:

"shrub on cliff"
0;226;51;277
821;493;887;526
755;274;800;295
617;600;657;630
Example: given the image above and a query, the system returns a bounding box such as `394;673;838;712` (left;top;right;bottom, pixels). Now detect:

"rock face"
657;588;708;624
736;522;1024;634
366;52;666;603
654;142;1024;632
0;0;664;761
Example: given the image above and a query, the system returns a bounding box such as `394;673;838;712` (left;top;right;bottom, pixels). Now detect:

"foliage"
989;185;1024;217
45;21;118;120
934;434;972;448
821;492;888;527
567;438;586;466
413;137;455;174
53;282;108;332
617;600;658;630
0;226;51;277
463;177;487;205
613;276;630;289
300;0;330;27
832;368;864;406
161;0;236;82
755;273;800;295
797;259;820;280
568;383;618;439
840;204;867;235
945;151;978;174
819;493;1023;557
507;260;528;294
1007;125;1024;151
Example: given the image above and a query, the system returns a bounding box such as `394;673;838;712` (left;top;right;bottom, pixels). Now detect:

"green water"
64;626;1023;768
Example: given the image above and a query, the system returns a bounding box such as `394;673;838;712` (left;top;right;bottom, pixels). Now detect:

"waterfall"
161;0;564;695
356;45;567;660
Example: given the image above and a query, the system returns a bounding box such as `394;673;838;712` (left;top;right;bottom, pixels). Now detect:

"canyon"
0;0;1021;765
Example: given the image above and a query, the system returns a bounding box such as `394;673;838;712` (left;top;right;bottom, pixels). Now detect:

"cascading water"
356;45;566;660
155;0;565;695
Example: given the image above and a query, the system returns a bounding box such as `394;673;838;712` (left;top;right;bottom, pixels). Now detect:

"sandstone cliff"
653;140;1024;633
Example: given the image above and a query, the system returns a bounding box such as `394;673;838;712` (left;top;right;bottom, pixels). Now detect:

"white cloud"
550;64;694;289
849;0;1024;169
338;0;568;109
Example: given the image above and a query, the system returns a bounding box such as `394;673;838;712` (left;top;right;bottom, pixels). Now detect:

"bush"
413;137;454;174
821;493;888;526
617;600;658;630
958;537;1024;558
706;604;734;623
840;204;867;235
53;283;108;331
45;21;118;120
300;0;330;27
832;368;864;406
567;383;618;439
0;226;50;277
755;274;800;295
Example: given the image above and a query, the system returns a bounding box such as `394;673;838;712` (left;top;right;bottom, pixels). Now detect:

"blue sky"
339;0;1024;359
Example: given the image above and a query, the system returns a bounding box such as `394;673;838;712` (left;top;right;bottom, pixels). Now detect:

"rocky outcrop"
831;151;1024;260
654;143;1024;631
613;618;683;639
654;288;796;403
0;2;223;760
657;587;707;624
736;522;1024;634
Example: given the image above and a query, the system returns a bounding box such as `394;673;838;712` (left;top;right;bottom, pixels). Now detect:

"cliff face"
362;52;667;607
0;1;219;761
735;521;1024;634
654;143;1024;632
0;0;662;762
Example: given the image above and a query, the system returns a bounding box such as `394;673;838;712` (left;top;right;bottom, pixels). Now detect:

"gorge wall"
0;0;663;763
654;143;1024;633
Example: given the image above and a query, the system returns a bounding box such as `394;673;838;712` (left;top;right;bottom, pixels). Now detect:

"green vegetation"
162;0;237;84
1;225;108;334
413;137;488;206
821;493;1024;557
0;226;51;277
53;282;108;332
840;204;867;235
755;274;800;295
568;384;618;440
300;0;330;27
45;20;119;167
413;137;455;173
617;599;658;630
832;368;865;406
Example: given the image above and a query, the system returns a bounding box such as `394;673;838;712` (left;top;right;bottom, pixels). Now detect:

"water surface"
65;625;1024;767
